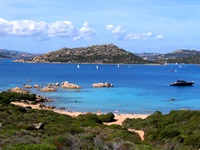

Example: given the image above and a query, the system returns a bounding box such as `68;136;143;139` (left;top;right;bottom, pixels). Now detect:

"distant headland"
2;44;200;64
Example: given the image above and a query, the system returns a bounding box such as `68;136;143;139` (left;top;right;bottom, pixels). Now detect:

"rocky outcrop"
46;82;60;88
93;82;113;87
32;122;44;130
33;84;40;88
36;95;50;102
61;81;81;89
14;59;27;63
7;87;30;94
40;87;57;92
39;104;56;109
23;84;32;88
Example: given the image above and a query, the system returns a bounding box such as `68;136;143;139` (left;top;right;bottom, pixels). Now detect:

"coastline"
11;102;150;125
13;59;163;66
11;102;149;140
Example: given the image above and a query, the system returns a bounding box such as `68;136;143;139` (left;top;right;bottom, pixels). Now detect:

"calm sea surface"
0;59;200;114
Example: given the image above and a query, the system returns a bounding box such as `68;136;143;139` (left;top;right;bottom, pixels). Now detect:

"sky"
0;0;200;54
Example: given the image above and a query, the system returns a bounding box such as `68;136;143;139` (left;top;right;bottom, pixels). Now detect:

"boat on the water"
170;80;194;86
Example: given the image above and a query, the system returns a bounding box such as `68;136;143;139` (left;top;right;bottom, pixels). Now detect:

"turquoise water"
0;59;200;114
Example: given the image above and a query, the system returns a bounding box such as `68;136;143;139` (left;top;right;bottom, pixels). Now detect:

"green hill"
136;49;200;64
31;44;147;64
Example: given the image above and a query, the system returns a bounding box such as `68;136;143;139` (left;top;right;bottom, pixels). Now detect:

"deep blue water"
0;59;200;114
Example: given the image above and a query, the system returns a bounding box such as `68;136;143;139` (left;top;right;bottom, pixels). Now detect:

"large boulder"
36;95;50;102
32;122;44;130
7;87;30;94
61;81;81;89
23;84;32;88
33;84;40;88
40;87;57;92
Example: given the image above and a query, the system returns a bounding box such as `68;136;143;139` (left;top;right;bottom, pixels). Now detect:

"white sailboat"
77;65;80;69
96;65;98;70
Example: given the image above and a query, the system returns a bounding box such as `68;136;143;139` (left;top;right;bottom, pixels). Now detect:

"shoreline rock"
23;84;32;88
40;87;57;92
34;84;41;88
93;82;113;87
61;81;81;89
7;87;30;94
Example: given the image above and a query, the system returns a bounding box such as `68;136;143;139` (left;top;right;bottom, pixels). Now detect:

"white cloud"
47;21;77;38
73;22;96;40
106;24;165;41
125;32;152;40
155;35;165;40
0;18;96;40
106;25;126;41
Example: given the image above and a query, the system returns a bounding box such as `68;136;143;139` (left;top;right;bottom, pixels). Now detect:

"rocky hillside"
0;49;37;59
136;49;200;64
31;44;147;64
166;54;200;64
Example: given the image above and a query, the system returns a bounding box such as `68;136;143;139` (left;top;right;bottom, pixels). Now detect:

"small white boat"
77;65;80;69
96;65;98;70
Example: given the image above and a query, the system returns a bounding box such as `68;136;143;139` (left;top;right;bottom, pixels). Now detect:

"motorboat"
170;80;194;86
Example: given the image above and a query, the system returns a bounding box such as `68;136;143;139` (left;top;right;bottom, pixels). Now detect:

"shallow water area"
0;59;200;114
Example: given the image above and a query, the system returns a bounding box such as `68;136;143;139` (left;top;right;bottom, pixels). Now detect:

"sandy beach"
11;102;149;124
11;102;149;140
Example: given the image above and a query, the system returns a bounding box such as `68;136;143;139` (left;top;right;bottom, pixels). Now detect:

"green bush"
123;110;200;149
79;133;95;143
77;113;102;126
98;112;115;122
184;134;200;148
106;130;141;143
108;124;124;130
160;129;180;138
0;92;36;105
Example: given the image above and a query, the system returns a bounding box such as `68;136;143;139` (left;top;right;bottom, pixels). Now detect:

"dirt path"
104;114;147;140
128;129;145;140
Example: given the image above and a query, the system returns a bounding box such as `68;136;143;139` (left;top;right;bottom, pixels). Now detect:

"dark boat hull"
170;83;194;86
170;81;194;86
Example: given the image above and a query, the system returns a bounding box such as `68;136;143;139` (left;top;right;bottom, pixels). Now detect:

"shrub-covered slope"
123;110;200;150
31;44;147;64
0;91;199;149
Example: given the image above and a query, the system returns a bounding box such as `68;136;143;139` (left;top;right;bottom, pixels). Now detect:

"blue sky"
0;0;200;54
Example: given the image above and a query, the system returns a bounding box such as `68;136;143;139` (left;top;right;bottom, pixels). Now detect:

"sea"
0;59;200;114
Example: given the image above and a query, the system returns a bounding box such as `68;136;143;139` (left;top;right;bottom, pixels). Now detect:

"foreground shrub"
160;129;180;138
184;134;200;148
98;112;115;122
77;113;102;126
122;110;200;149
0;92;36;105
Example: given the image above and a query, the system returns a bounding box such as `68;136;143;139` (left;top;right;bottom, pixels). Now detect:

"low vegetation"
166;54;200;64
0;91;199;149
0;92;36;105
0;92;146;149
123;110;200;149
